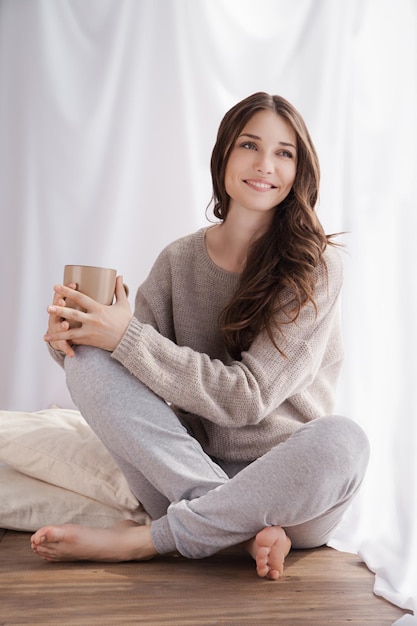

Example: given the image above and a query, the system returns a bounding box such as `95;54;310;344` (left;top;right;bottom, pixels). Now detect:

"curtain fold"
0;0;415;614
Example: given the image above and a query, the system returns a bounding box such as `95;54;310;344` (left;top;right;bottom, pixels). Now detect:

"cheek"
224;170;231;196
224;163;236;195
284;165;296;188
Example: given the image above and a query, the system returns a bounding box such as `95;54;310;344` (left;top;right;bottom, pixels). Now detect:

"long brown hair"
210;92;335;360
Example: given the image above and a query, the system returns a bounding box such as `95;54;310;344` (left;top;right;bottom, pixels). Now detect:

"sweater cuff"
112;315;144;365
47;342;65;369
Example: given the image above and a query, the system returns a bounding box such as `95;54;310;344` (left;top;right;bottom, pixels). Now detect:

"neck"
206;208;272;273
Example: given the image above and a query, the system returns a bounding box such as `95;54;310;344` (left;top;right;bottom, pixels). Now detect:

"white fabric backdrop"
0;0;416;616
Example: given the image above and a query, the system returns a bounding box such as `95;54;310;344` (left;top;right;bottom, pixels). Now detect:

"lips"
244;179;276;190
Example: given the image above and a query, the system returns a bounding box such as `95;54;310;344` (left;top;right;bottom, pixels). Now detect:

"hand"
44;276;133;354
45;282;77;358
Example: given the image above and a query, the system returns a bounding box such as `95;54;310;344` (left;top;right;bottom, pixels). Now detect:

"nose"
254;151;273;174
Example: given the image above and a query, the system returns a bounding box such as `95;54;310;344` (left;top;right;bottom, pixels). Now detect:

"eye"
277;149;294;159
240;141;257;150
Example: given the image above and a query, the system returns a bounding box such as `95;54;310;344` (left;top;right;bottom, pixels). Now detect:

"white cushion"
0;407;150;531
0;462;149;532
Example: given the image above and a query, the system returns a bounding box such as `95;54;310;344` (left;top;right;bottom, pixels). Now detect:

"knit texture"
111;227;344;462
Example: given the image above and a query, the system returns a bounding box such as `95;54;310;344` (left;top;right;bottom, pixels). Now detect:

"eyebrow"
238;133;296;150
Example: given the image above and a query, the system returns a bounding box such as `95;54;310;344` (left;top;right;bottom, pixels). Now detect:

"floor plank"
0;530;410;625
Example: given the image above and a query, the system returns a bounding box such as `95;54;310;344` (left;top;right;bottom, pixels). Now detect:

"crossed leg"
31;347;368;580
31;521;291;580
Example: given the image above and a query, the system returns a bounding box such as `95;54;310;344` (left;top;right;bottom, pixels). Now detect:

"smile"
244;179;276;190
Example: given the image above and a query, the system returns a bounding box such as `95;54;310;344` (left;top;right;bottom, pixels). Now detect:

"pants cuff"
150;515;177;554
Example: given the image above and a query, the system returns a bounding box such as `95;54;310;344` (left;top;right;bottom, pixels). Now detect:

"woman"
32;92;369;580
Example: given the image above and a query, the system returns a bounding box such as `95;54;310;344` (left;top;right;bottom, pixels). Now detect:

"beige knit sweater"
110;227;344;462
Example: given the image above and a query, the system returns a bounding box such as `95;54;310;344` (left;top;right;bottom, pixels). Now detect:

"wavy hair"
210;92;336;360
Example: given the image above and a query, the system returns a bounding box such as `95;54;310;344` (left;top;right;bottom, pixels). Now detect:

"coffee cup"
63;265;117;327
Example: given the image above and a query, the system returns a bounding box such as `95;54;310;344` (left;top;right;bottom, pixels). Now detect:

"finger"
64;343;75;358
44;328;71;343
53;284;73;299
58;342;75;358
115;276;128;302
45;338;75;358
47;319;70;332
52;291;61;306
47;304;67;319
52;282;76;304
44;328;80;351
47;304;85;326
52;286;66;306
51;293;66;308
52;284;95;311
54;282;77;292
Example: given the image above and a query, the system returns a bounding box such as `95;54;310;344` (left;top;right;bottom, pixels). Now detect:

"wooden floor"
0;529;410;625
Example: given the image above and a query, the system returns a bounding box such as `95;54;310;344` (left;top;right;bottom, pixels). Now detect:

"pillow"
0;462;149;532
0;407;145;513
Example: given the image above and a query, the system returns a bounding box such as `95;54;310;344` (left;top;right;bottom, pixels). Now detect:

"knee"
64;346;115;406
312;415;370;485
65;346;112;382
64;345;108;372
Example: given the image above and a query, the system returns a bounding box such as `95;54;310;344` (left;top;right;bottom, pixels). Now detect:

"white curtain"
0;0;415;616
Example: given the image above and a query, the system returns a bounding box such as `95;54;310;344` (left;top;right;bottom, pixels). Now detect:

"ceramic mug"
63;265;117;327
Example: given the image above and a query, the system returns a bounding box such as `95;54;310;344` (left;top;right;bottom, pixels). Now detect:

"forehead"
240;109;296;145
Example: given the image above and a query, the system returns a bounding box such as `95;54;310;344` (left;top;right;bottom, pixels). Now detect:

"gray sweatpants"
65;346;369;559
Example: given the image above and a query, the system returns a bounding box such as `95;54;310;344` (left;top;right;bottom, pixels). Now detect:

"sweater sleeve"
112;246;343;428
45;245;176;370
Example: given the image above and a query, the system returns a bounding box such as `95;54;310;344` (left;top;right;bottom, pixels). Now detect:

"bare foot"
31;520;158;563
244;526;291;580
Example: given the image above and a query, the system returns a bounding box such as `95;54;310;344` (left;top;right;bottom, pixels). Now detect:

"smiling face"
224;109;297;219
